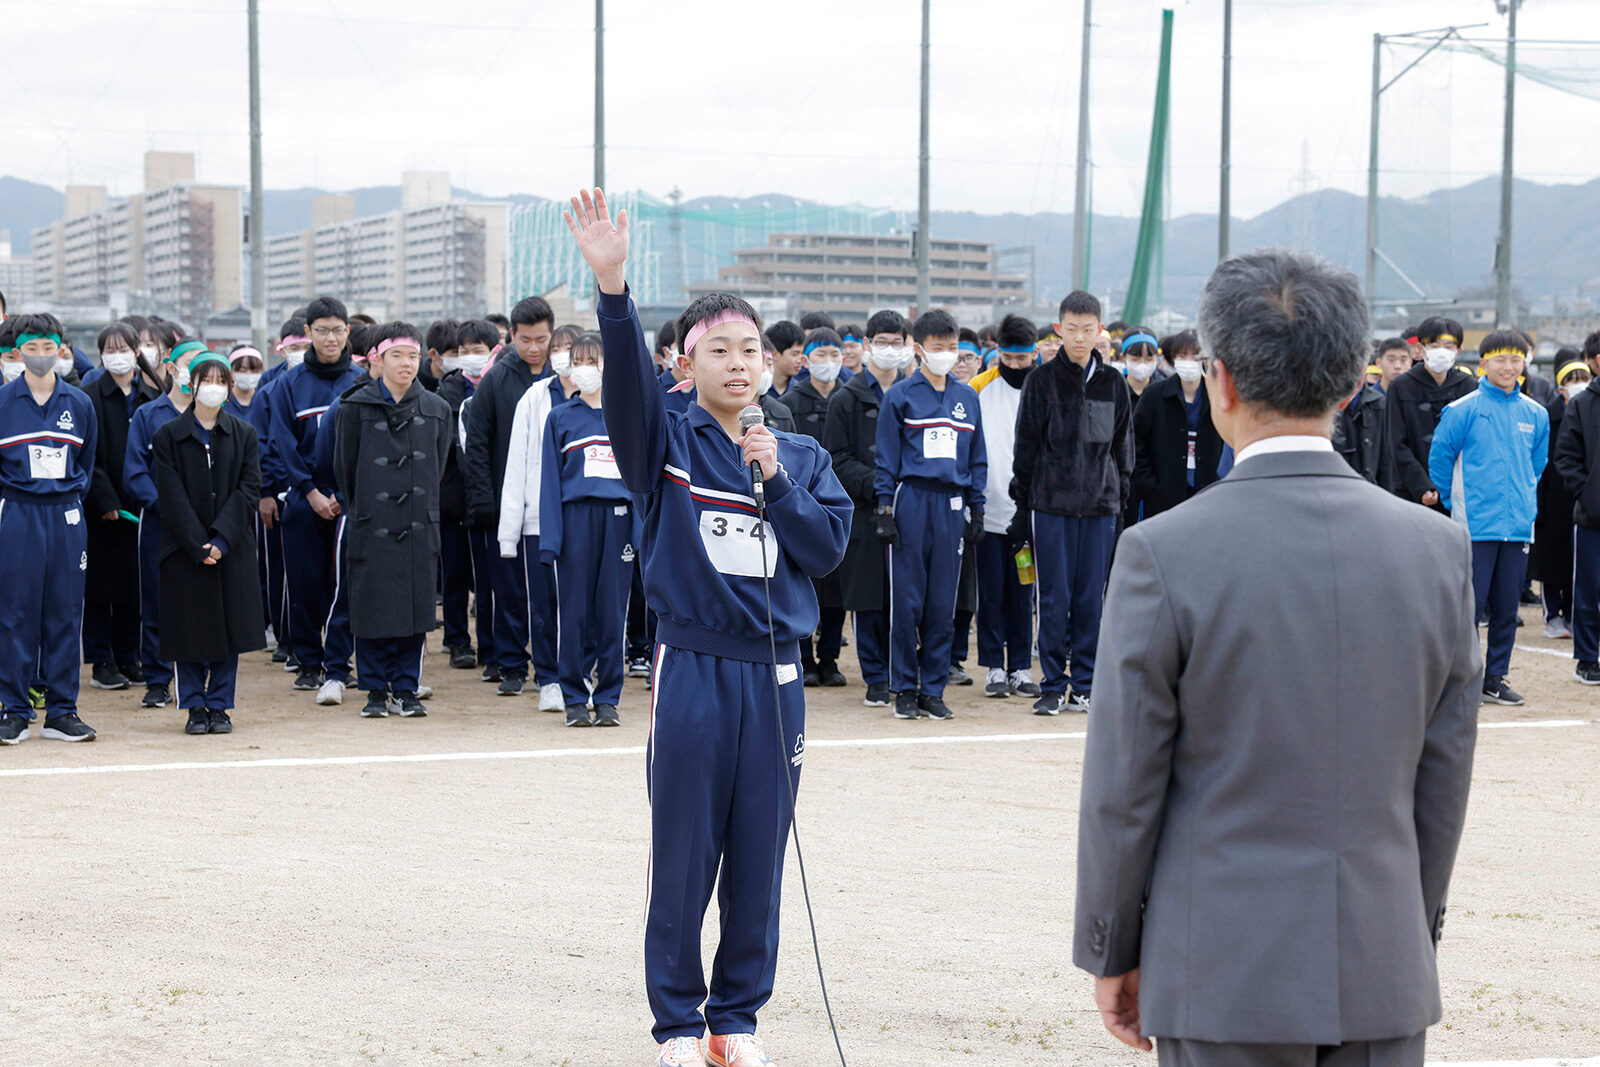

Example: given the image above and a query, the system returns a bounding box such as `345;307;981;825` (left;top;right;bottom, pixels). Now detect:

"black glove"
965;514;986;545
466;506;498;531
1005;509;1030;551
874;505;898;545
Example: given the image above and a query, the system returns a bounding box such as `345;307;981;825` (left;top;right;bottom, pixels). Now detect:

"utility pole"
594;0;605;190
916;0;932;314
1365;32;1381;316
1070;0;1093;290
1218;0;1232;262
247;0;266;351
1494;0;1518;327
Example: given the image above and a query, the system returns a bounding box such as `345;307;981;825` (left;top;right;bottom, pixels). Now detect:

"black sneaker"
1481;676;1525;706
284;652;301;672
627;656;651;678
271;645;290;663
497;671;526;697
0;713;29;744
449;645;477;669
1067;690;1093;713
142;684;171;708
566;703;593;727
893;691;920;720
1575;661;1600;686
984;668;1011;698
42;713;96;742
593;704;620;727
292;670;321;692
818;660;847;687
481;663;503;684
208;709;233;734
863;682;891;708
185;709;209;735
389;692;428;718
117;663;143;684
947;664;974;687
802;667;821;687
91;663;130;690
918;694;954;720
361;691;390;718
1033;692;1065;716
1520;586;1542;606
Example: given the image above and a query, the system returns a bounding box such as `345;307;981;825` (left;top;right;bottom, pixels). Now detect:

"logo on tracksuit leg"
791;733;805;767
80;551;88;571
622;543;635;563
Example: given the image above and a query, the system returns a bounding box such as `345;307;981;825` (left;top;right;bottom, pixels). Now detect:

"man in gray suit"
1073;249;1482;1067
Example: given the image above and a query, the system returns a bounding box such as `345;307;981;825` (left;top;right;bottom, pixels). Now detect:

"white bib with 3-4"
29;444;68;480
923;426;958;461
699;510;776;578
583;442;621;479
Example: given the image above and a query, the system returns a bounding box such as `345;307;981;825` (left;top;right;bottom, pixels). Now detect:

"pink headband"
374;337;420;358
230;347;263;365
681;310;759;359
277;334;311;351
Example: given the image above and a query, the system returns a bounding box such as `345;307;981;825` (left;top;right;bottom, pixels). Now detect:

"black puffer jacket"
1555;379;1600;529
778;378;835;442
1011;353;1132;518
1333;383;1397;491
1130;375;1223;519
436;370;472;524
1385;362;1476;504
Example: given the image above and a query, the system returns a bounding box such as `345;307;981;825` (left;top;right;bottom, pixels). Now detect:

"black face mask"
998;362;1034;390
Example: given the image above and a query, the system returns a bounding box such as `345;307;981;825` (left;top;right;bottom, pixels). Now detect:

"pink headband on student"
374;337;420;358
681;310;759;359
230;347;263;365
667;377;696;394
277;334;311;351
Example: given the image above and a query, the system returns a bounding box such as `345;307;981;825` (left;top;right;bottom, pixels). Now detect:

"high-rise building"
0;231;33;310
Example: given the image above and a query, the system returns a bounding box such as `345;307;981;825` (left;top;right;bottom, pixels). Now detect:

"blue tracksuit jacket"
1429;377;1549;542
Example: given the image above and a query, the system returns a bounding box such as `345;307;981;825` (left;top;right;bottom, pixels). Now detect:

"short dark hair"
190;353;234;390
0;317;17;350
348;324;373;358
7;312;63;344
486;313;512;332
1123;326;1160;359
676;292;764;358
1417;317;1463;345
456;319;501;350
1584;330;1600;362
1478;329;1530;358
304;295;349;324
1196;248;1368;418
349;312;377;327
119;314;151;334
766;320;804;352
1164;329;1201;359
800;310;836;332
838;323;864;341
655;320;677;355
977;324;998;345
426;319;459;355
1059;291;1102;321
552;324;585;352
97;322;141;355
227;342;264;371
865;309;907;339
146;319;182;352
0;290;6;315
912;309;959;345
572;330;605;364
279;315;307;341
1106;320;1129;336
806;327;842;350
1038;324;1062;342
996;314;1036;349
1376;336;1410;358
509;297;554;330
373;320;425;352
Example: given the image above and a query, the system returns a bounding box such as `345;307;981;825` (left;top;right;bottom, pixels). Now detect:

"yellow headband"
1558;362;1589;385
1480;347;1526;361
1365;364;1380;375
1436;335;1461;345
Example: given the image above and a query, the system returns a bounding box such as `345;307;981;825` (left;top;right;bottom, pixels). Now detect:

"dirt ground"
5;604;1598;1066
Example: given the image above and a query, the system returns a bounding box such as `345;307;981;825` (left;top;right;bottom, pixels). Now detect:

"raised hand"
563;187;629;296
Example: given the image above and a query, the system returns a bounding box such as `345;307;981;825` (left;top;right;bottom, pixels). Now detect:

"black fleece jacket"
1011;352;1133;519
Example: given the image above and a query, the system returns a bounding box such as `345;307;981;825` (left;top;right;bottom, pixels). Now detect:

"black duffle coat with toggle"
332;377;455;640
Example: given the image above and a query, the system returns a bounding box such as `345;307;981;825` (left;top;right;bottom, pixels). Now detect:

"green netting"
1121;9;1173;328
1426;36;1600;103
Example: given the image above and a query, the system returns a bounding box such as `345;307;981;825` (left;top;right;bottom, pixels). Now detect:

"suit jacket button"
1093;919;1107;932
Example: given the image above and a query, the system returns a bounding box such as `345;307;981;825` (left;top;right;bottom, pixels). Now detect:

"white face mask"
196;382;229;408
1127;361;1157;382
808;359;841;384
140;345;159;362
1108;361;1127;376
570;365;602;395
759;369;774;395
549;349;573;378
442;355;462;373
1423;347;1456;374
1564;382;1588;401
1174;358;1204;383
102;352;138;376
868;343;907;371
1;361;24;381
457;353;489;379
283;347;306;367
55;356;75;378
921;349;959;377
234;372;262;391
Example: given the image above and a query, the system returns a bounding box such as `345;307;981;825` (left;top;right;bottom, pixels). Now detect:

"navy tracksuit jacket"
0;375;98;721
125;394;184;686
597;287;851;1043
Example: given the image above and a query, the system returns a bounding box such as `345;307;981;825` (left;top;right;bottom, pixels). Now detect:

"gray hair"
1196;248;1368;417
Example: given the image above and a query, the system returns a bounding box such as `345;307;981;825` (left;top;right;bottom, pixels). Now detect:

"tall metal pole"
1494;0;1517;327
916;0;932;315
1070;0;1093;291
248;0;266;351
594;0;605;190
1218;0;1232;262
1365;32;1381;318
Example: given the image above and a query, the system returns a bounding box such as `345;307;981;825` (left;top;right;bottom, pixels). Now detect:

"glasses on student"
955;353;980;365
310;325;349;338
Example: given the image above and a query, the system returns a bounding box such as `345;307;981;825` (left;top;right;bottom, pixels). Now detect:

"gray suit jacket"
1073;448;1481;1045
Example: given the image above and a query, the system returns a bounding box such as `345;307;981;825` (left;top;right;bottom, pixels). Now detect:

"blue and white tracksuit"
538;400;633;708
874;370;987;698
0;376;98;722
1430;378;1549;677
244;382;289;646
125;394;184;687
598;288;851;1042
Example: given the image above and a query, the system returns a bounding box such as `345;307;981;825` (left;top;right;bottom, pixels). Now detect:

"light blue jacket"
1428;377;1548;542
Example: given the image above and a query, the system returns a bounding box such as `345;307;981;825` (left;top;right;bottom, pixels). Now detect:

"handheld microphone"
739;403;766;507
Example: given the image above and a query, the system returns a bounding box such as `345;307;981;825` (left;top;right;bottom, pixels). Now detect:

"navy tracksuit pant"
281;495;352;682
645;644;804;1042
465;526;497;664
488;538;530;676
175;658;239;710
0;499;88;721
523;534;559;688
1032;512;1116;695
82;602;139;671
257;511;289;645
440;520;473;650
552;502;631;708
975;532;1032;672
1473;540;1529;678
136;507;172;686
887;482;965;697
1573;525;1600;664
852;609;889;687
355;634;427;694
798;600;844;674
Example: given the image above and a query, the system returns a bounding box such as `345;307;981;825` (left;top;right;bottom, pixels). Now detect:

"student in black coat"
1534;355;1589;637
152;355;266;735
1385;341;1476;510
83;322;162;691
1129;334;1223;521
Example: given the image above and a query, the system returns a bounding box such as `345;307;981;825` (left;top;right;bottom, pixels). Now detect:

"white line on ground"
1430;1059;1600;1066
0;730;1091;778
1516;642;1574;659
1480;719;1592;729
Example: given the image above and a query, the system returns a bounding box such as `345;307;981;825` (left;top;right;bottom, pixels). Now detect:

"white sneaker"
316;679;346;706
984;667;1010;697
657;1036;706;1067
263;625;277;647
1545;618;1572;639
707;1033;774;1067
415;683;433;699
539;683;563;712
1007;668;1041;697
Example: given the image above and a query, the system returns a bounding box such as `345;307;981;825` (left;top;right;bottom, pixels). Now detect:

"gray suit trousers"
1157;1032;1425;1067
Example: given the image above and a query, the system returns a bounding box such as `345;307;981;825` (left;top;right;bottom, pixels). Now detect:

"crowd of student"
1;284;1597;745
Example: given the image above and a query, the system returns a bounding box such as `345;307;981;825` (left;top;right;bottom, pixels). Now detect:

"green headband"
14;332;62;348
167;340;208;364
188;353;231;377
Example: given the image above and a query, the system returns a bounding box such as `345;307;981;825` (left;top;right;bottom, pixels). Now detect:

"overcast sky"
7;0;1599;219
